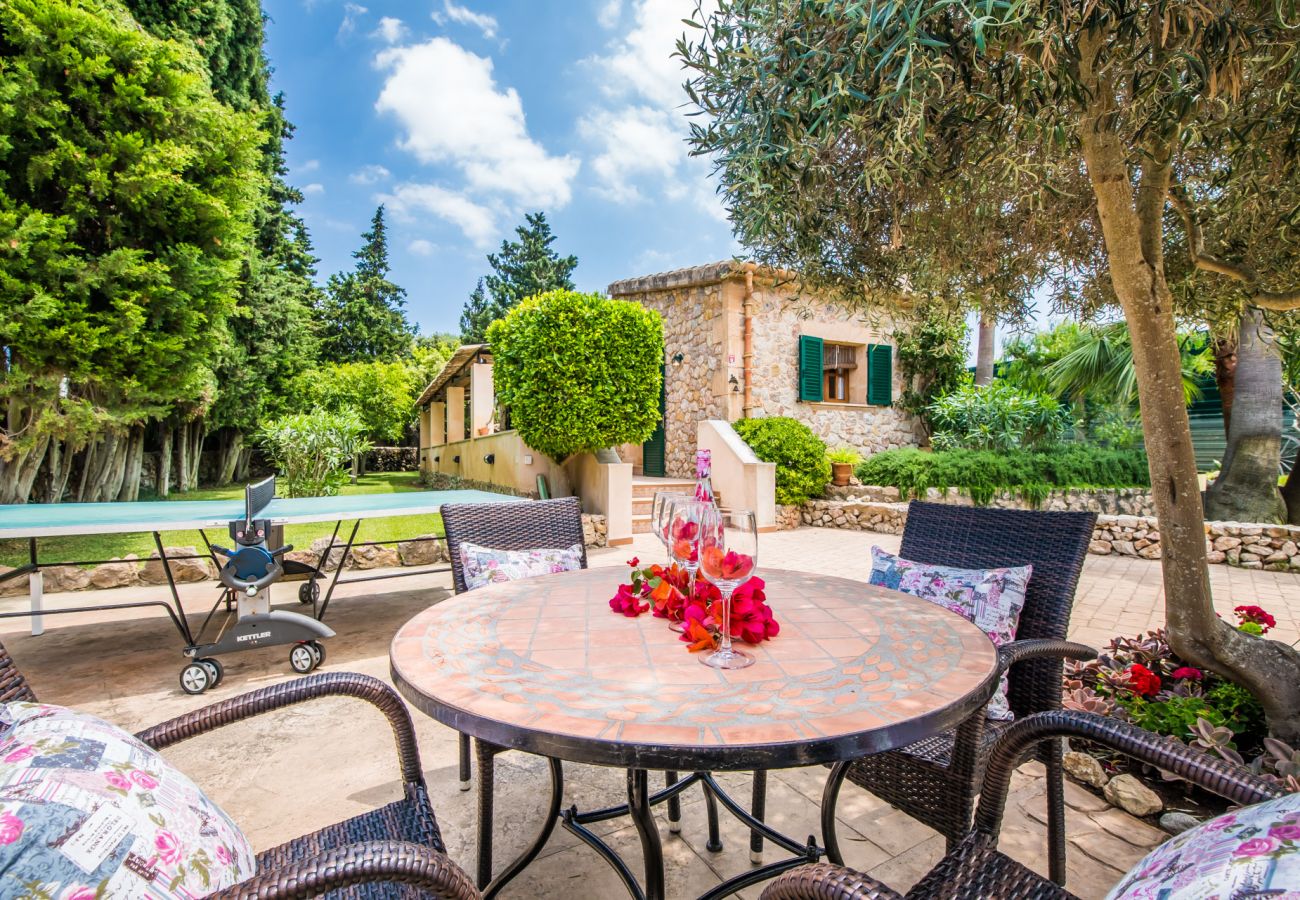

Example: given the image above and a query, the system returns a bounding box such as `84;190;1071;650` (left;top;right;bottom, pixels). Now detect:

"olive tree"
683;1;1300;738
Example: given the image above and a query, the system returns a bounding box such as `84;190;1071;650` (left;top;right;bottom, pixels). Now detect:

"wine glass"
667;499;711;631
698;508;759;670
652;491;691;564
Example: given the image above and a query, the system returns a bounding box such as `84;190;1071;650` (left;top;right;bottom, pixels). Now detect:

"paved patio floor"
1;526;1296;898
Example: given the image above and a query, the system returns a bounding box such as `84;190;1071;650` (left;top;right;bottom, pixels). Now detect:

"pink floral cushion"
0;701;255;897
868;546;1032;720
459;541;584;591
1107;791;1300;899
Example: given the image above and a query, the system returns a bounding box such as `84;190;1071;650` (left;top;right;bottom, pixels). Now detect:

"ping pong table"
0;478;524;688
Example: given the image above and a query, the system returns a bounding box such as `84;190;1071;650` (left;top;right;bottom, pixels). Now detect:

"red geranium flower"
1171;666;1203;681
1125;663;1161;697
1234;605;1276;633
608;583;648;617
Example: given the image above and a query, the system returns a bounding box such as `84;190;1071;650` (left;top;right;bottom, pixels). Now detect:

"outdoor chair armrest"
759;862;903;900
975;709;1284;839
135;672;424;785
995;638;1096;678
208;840;480;899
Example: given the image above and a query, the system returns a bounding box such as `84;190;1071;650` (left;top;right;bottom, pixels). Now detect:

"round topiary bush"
487;290;663;461
732;417;831;505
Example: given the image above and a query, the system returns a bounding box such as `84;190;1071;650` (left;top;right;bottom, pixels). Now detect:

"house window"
822;342;857;403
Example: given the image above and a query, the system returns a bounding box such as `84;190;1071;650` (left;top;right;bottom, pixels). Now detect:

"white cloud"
382;182;498;247
338;2;367;40
349;164;391;185
432;1;498;40
580;106;683;202
596;0;622;28
302;182;326;195
375;38;579;209
299;159;321;173
408;238;437;256
373;16;407;44
590;0;702;109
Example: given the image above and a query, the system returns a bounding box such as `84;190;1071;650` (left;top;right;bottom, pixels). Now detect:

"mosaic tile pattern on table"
391;568;996;755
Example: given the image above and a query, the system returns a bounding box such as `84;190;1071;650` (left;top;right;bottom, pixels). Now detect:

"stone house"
608;261;921;479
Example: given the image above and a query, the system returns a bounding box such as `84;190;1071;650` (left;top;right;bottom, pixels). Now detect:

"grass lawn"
0;472;444;569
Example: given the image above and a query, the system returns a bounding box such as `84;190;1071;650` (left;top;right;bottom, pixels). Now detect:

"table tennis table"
0;478;524;687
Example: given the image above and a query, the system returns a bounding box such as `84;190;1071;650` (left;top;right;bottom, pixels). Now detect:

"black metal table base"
482;759;822;900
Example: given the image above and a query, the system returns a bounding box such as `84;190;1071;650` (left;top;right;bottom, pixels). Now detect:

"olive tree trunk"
1079;37;1300;741
1213;336;1237;437
974;307;995;386
1204;308;1286;523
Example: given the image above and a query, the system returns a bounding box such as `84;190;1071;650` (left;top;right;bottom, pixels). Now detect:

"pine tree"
460;212;578;342
317;207;414;362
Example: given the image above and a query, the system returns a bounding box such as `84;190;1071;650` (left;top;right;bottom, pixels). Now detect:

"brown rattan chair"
0;639;479;899
440;497;588;888
761;709;1284;899
819;501;1098;886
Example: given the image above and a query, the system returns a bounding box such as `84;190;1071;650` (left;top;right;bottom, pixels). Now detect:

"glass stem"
719;589;733;652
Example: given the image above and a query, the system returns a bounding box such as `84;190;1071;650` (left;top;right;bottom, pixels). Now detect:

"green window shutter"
867;343;893;406
798;335;824;402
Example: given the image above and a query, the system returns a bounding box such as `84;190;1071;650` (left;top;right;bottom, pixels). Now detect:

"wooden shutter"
798;335;824;402
867;343;893;406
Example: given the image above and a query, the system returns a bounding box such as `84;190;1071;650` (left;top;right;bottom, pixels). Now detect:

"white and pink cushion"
0;701;255;898
1107;791;1300;899
458;541;584;591
869;546;1032;720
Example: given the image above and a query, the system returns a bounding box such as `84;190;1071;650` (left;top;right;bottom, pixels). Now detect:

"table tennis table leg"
28;569;43;637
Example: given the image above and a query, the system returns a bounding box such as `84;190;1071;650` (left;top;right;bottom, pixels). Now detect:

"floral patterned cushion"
868;546;1032;720
1107;791;1300;899
0;701;255;898
459;540;584;591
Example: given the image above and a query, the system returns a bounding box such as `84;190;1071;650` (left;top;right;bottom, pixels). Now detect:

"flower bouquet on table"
607;557;780;654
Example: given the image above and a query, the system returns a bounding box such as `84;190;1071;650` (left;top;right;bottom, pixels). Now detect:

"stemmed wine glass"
654;492;693;633
668;499;711;631
698;508;759;670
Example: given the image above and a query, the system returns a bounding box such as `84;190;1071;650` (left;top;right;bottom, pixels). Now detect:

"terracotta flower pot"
831;463;853;486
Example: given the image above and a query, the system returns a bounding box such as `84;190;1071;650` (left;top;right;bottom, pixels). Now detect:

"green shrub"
854;446;1149;505
487;291;663;461
292;360;417;444
733;417;831;505
257;411;372;498
928;382;1071;451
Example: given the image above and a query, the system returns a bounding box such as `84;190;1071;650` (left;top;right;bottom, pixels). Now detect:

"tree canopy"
317;206;414;363
683;1;1300;738
460;212;578;342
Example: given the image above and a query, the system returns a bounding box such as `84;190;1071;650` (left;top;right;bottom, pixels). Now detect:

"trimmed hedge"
732;417;831;505
854;446;1150;506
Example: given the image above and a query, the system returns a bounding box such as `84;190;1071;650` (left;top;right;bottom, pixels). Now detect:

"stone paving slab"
0;525;1294;898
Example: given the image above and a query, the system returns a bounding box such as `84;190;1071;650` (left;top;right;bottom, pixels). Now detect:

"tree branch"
1168;183;1300;311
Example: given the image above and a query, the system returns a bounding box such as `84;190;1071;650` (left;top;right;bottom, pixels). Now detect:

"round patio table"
391;566;999;900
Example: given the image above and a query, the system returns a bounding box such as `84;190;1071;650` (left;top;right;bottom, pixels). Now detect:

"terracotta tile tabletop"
390;567;998;771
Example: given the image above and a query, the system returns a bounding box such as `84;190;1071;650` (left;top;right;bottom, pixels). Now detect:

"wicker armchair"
0;639;478;899
820;502;1097;886
761;710;1284;899
440;497;589;888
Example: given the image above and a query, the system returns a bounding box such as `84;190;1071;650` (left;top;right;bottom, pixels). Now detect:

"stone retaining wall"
799;500;1300;571
0;513;610;595
826;484;1157;517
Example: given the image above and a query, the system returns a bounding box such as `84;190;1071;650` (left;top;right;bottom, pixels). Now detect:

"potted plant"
827;448;862;486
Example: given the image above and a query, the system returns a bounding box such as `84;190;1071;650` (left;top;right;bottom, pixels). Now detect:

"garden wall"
799;497;1300;571
824;484;1158;516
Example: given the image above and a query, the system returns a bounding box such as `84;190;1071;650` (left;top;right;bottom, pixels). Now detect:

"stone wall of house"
614;283;728;478
745;287;923;452
796;500;1300;571
828;484;1158;517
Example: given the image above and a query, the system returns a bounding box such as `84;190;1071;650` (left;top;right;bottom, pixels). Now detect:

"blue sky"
263;0;739;337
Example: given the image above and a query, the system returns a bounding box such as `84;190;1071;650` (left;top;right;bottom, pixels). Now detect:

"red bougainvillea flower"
1125;663;1162;697
649;577;686;621
1171;666;1203;681
714;577;779;644
672;538;699;563
1234;605;1276;633
608;583;648;617
681;617;716;652
627;557;640;568
700;546;755;582
671;518;699;541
